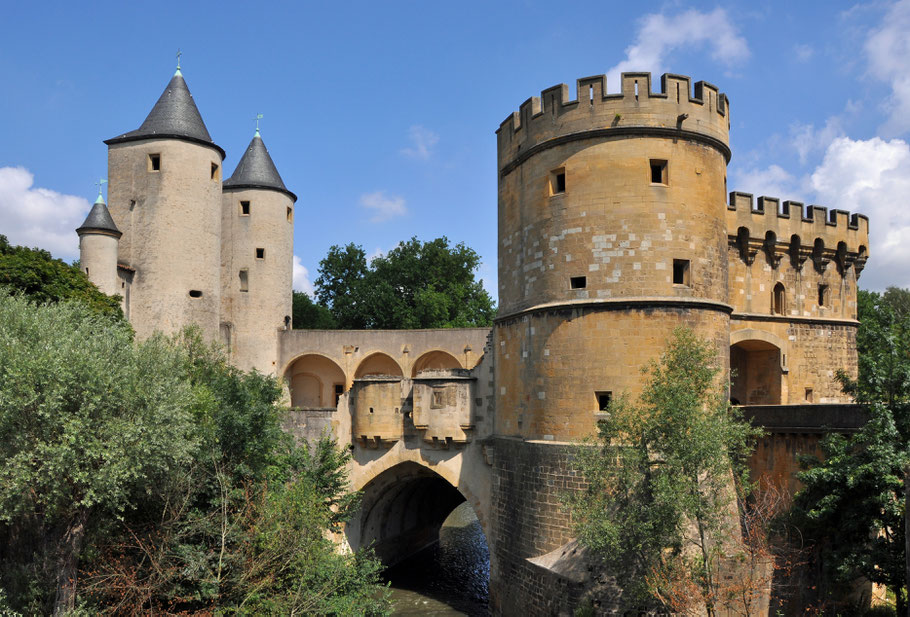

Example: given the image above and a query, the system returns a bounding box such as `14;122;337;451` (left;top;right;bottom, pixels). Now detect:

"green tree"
569;328;760;615
293;291;339;329
313;237;495;329
0;234;122;318
793;288;910;614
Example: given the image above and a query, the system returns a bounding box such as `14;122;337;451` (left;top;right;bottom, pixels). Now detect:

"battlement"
726;192;869;273
497;72;730;168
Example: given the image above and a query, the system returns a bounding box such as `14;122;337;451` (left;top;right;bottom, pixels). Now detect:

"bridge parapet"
413;369;476;445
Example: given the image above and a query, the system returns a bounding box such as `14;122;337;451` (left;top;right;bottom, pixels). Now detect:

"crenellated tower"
103;66;225;340
220;128;296;373
495;72;733;441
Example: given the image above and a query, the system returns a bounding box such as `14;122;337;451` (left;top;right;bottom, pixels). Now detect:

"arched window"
772;282;786;315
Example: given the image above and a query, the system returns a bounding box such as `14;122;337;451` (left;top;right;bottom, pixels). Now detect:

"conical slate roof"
77;195;121;237
223;132;297;201
104;70;225;159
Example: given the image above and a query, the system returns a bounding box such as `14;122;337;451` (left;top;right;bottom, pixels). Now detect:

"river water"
383;501;490;616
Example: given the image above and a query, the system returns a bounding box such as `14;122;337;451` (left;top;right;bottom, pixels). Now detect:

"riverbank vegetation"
0;286;389;615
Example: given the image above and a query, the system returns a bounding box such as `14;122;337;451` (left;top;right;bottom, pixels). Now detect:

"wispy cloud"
730;164;800;202
360;190;406;222
793;43;814;62
292;255;314;295
0;166;90;260
400;125;439;160
865;0;910;136
607;8;749;86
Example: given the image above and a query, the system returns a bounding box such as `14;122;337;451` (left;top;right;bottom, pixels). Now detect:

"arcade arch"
411;349;463;377
285;354;346;408
355;352;403;378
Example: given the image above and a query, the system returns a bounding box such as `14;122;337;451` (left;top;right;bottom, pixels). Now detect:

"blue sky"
2;1;909;296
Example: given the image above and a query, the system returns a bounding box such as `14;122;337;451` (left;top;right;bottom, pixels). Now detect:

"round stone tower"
103;66;225;340
489;73;733;614
220;128;296;373
76;189;121;298
495;72;732;441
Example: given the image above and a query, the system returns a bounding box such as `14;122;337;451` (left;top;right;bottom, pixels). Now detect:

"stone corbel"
763;238;783;269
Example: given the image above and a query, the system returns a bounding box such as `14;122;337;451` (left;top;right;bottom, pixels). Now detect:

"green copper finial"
254;113;263;137
94;178;107;204
175;49;183;76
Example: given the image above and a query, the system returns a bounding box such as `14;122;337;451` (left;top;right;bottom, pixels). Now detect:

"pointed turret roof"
223;131;297;201
104;70;225;159
77;193;121;237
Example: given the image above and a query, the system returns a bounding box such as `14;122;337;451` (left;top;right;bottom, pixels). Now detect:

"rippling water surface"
383;501;489;616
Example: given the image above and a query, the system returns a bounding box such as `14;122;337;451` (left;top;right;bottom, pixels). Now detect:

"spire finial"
94;178;107;204
254;113;263;137
175;49;183;75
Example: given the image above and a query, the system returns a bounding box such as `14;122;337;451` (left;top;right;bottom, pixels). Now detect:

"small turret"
220;124;296;373
77;185;121;298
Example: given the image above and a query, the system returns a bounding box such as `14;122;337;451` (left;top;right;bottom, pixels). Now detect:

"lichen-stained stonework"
78;67;871;616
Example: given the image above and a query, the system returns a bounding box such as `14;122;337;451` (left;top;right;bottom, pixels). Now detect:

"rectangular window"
672;259;690;285
255;248;265;259
818;284;830;307
211;162;219;181
550;168;566;195
240;201;250;216
287;206;293;222
334;384;344;406
570;276;587;289
239;269;249;292
805;388;814;403
596;391;612;411
148;154;161;171
650;159;668;184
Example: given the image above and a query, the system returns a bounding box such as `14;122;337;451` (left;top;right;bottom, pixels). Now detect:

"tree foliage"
569;328;761;615
793;287;910;613
0;292;388;615
292;291;338;329
303;237;495;329
0;234;122;318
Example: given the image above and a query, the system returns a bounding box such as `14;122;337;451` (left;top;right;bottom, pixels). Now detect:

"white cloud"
400;125;439;160
731;164;801;202
360;190;406;222
866;0;910;136
793;43;814;62
607;8;749;86
292;255;314;295
809;136;910;290
790;116;845;164
0;166;89;260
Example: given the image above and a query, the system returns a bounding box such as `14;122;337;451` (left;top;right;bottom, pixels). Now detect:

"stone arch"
285;354;346;409
348;461;489;569
730;331;783;405
355;352;403;378
411;349;463;377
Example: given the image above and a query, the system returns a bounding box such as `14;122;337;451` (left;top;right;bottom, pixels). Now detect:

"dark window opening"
818;284;830;307
85;267;89;276
673;259;690;286
550;168;566;195
805;388;814;403
149;154;161;171
240;201;250;215
255;248;265;259
650;159;668;184
570;276;587;289
773;282;786;315
287;206;293;222
188;290;202;298
129;199;136;211
369;407;374;414
211;162;219;180
334;383;344;406
239;269;249;292
596;391;612;411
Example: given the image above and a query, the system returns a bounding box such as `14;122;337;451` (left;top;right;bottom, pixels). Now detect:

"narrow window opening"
805;388;814;403
148;154;161;171
334;383;344;406
589;85;594;103
550;168;566;195
570;276;587;289
188;289;202;298
818;284;830;307
287;206;293;222
650;159;668;184
772;282;786;315
255;248;265;259
676;83;680;103
672;259;690;286
210;162;219;180
369;407;374;414
240;201;250;216
129;199;136;211
239;269;249;292
85;267;89;276
596;391;612;411
634;80;639;100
